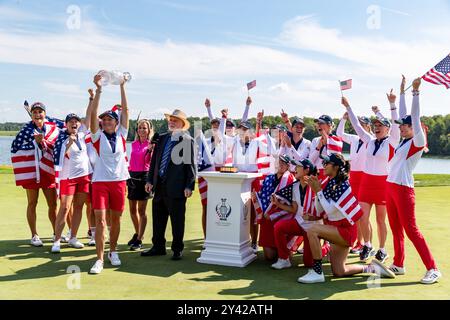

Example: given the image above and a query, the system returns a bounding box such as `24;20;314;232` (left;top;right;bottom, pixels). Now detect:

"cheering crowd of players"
11;74;442;284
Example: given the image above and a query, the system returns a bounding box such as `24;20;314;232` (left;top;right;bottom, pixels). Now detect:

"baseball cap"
99;110;119;122
292;116;305;126
238;120;252;130
226;119;236;128
320;153;345;168
271;124;288;132
30;102;46;112
279;154;291;164
65;113;81;123
372;117;391;128
358;116;371;125
290;158;316;172
314;115;333;125
394;115;412;125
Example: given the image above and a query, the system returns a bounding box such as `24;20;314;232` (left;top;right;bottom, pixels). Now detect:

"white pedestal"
197;171;262;267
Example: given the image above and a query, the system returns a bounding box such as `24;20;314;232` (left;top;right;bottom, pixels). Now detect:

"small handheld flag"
422;54;450;89
340;79;352;91
247;80;257;91
23;100;31;118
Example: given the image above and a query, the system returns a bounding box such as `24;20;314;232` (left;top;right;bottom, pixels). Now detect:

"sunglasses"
322;160;332;167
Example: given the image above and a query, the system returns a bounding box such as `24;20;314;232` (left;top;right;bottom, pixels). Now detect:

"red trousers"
386;182;436;270
274;219;330;267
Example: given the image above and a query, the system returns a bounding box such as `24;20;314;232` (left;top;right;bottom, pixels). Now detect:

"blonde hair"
135;119;154;142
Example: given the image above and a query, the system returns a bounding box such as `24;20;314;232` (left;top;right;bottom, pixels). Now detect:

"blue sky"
1;0;449;122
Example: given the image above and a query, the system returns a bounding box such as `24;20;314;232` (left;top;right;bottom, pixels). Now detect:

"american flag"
195;131;214;206
422;54;450;89
11;118;63;187
327;134;343;154
340;79;352;91
247;80;256;91
195;131;214;172
53;129;70;196
322;178;363;226
255;171;295;222
255;133;272;176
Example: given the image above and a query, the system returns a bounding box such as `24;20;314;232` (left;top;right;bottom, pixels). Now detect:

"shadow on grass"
0;238;419;300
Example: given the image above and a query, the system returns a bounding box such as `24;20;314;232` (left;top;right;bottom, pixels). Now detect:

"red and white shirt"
57;125;93;180
387;93;424;188
91;125;130;182
336;118;369;172
346;104;400;176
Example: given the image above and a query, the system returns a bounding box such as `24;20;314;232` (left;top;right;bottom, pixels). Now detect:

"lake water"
2;136;449;174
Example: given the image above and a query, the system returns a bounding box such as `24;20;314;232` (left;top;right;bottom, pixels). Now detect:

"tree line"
2;114;450;156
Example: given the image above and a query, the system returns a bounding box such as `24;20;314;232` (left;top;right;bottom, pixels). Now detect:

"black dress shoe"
171;251;183;260
127;233;138;246
140;247;167;257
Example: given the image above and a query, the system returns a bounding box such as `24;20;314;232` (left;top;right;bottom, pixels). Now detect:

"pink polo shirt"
129;139;151;172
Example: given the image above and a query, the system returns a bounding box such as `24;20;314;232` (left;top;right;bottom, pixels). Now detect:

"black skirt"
127;171;151;200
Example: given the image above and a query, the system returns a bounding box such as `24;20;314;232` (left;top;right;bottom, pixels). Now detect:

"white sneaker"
297;269;325;284
30;235;43;247
389;264;406;275
51;241;61;253
297;248;304;255
89;260;104;274
68;237;84;249
271;258;292;270
88;236;96;246
60;233;69;243
251;243;258;254
421;269;442;284
108;251;121;266
371;259;396;278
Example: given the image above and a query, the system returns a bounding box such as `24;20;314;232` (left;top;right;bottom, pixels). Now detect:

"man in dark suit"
141;109;196;260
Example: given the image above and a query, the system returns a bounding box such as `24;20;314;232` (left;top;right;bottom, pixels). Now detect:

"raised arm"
399;75;407;118
218;108;227;138
241;96;252;122
255;109;264;136
120;80;129;130
411;78;425;147
83;88;94;131
386;89;400;145
336;114;357;145
90;75;102;134
280;109;292;131
341;97;372;144
205;98;214;121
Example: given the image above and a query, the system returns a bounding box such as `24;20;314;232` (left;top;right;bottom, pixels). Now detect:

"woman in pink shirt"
127;119;154;250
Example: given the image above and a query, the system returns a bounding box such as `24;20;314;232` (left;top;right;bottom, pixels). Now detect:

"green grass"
0;131;18;136
414;174;450;187
0;172;449;300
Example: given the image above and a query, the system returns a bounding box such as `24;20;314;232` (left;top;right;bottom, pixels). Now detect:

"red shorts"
349;171;364;200
258;217;276;248
92;181;127;211
326;219;357;247
358;173;387;205
60;175;91;197
22;170;55;190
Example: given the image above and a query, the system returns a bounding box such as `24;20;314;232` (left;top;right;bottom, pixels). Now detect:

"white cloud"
268;83;290;93
42;82;84;96
278;16;449;78
0;7;449;121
